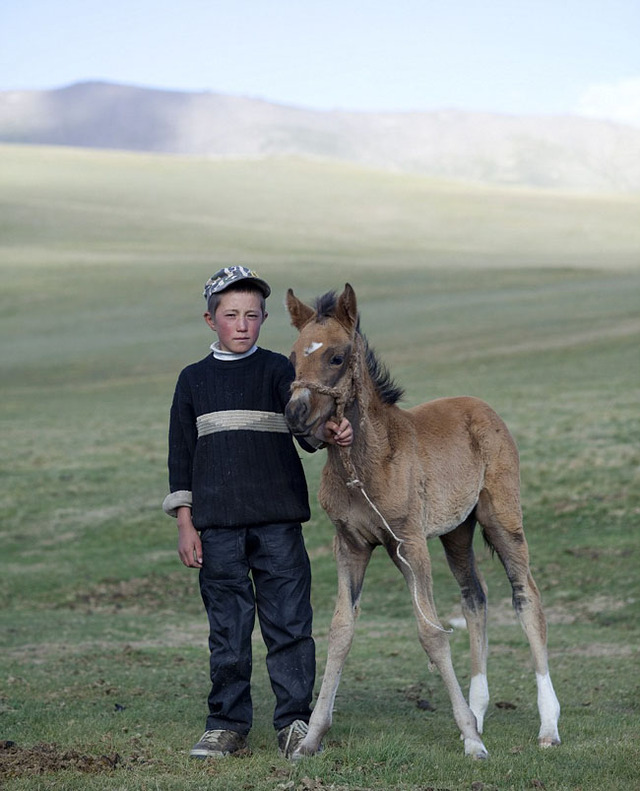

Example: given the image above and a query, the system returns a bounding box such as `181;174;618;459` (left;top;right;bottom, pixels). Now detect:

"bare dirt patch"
478;594;633;629
557;642;637;658
51;571;199;614
0;740;142;779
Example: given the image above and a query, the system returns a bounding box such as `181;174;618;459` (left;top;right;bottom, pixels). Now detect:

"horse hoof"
464;737;488;760
538;735;561;748
292;747;320;761
292;738;323;760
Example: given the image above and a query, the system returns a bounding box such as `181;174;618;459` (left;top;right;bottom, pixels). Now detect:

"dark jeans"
198;523;315;734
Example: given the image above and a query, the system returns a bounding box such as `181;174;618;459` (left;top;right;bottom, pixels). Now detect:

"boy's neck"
210;341;259;361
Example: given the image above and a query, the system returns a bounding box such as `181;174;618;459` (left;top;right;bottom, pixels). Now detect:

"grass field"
1;144;639;790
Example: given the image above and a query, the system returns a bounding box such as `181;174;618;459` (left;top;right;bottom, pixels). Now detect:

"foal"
285;283;560;759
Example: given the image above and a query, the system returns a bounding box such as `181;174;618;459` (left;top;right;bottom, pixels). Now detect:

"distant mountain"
2;81;640;193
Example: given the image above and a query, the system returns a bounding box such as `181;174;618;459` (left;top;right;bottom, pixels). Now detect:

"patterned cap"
203;266;271;301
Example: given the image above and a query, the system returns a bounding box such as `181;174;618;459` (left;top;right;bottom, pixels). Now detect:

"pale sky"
2;0;640;126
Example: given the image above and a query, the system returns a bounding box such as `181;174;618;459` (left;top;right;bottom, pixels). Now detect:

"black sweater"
167;348;314;529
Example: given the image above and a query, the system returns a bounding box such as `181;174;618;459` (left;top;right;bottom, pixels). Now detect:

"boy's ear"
203;311;216;330
286;288;315;330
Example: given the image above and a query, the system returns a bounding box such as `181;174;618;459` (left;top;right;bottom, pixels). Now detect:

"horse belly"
387;460;481;537
410;399;492;536
422;488;480;538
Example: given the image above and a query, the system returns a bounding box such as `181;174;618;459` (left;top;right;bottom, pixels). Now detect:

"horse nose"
285;391;310;433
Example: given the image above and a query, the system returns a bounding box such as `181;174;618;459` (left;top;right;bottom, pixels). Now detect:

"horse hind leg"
439;512;490;734
477;489;561;747
385;532;488;759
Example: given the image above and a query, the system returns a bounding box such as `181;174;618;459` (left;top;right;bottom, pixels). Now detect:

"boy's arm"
164;373;201;567
176;507;203;568
163;372;197;514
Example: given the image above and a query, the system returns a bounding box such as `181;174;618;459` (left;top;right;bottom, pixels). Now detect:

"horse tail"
480;525;497;558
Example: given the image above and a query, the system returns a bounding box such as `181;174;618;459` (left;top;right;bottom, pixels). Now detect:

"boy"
162;266;352;760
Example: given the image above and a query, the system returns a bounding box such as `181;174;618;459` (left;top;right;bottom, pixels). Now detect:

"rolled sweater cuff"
162;490;192;517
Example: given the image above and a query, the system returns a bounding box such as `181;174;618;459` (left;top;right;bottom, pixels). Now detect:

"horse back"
406;396;521;529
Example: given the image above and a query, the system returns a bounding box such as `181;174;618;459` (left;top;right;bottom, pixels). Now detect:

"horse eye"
330;354;344;366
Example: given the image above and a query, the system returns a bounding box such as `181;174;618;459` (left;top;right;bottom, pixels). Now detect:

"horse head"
285;283;359;437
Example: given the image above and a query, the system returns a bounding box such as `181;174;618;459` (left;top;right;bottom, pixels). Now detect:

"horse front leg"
295;530;373;758
387;535;488;759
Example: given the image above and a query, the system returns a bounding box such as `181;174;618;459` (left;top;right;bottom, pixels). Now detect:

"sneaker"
277;719;311;760
189;729;247;759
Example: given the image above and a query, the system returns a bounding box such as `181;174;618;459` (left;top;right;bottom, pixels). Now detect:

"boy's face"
204;290;267;354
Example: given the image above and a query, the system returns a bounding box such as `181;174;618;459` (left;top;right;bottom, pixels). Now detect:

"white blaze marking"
304;341;324;356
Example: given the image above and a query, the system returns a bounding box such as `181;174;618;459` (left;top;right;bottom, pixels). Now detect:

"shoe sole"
190;749;231;759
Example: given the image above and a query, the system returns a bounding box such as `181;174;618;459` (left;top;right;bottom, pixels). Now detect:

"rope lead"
344;460;452;635
292;339;452;635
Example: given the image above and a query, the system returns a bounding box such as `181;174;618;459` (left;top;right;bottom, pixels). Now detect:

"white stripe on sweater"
196;410;289;437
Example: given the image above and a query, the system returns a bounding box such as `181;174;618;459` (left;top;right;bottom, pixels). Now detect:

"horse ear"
335;283;358;331
286;288;315;330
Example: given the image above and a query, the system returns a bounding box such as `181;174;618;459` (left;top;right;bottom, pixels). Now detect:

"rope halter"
290;339;362;488
290;337;360;424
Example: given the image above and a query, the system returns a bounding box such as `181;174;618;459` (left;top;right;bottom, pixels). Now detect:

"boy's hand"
319;417;354;447
177;508;203;568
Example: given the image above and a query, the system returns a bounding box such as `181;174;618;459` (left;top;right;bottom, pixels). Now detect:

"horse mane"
314;291;405;406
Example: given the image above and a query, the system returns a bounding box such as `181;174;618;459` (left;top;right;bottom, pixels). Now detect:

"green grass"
1;145;639;790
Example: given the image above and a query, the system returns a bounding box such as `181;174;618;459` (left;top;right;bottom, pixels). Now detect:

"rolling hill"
2;81;640;193
2;143;639;276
